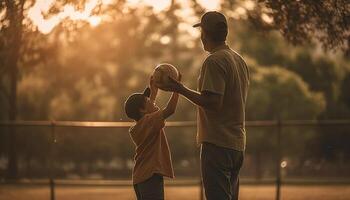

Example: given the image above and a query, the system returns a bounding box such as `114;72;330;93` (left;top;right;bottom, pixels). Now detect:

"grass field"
1;185;350;200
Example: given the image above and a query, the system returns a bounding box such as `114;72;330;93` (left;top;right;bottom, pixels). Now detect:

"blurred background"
0;0;349;199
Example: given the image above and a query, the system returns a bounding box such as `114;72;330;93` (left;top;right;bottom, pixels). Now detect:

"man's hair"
203;22;228;43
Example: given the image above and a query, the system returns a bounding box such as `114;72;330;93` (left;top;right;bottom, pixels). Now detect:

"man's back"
197;45;250;151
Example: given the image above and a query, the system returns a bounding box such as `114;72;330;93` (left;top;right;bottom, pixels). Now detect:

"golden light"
28;0;101;34
127;0;220;12
244;0;255;10
127;0;171;12
27;0;222;34
88;16;102;27
235;7;247;16
226;7;247;20
261;13;273;24
160;35;171;44
223;1;256;20
197;0;220;10
281;161;287;168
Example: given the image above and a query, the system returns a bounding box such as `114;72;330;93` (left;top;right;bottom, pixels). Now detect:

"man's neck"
209;42;227;53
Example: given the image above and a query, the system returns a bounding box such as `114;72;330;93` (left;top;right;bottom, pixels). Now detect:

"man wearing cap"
164;11;250;200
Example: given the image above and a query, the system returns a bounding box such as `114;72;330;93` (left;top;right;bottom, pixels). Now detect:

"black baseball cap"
124;87;151;120
193;11;227;31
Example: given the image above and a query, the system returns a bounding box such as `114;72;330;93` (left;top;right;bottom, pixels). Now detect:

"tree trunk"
6;53;19;179
5;0;24;180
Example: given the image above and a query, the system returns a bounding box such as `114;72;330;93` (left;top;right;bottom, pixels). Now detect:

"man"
164;11;250;200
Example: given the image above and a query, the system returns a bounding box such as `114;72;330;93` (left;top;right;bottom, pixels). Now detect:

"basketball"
152;63;179;89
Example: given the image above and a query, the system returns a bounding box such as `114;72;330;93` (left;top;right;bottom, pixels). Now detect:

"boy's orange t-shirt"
129;109;174;184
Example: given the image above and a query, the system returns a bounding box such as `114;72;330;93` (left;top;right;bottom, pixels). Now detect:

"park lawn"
0;185;350;200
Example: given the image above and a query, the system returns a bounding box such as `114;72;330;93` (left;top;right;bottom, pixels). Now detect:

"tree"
246;0;350;56
318;72;350;162
1;0;200;179
226;18;346;119
339;73;350;111
245;61;326;179
1;0;27;179
0;0;110;179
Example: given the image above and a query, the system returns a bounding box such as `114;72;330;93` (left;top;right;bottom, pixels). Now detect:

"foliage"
246;0;350;55
246;62;325;120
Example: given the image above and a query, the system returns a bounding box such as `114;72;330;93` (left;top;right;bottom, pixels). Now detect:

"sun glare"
197;0;220;10
27;0;222;34
261;13;273;24
127;0;171;12
28;0;101;34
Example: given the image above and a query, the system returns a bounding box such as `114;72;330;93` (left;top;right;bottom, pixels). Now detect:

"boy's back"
129;109;174;185
125;73;181;200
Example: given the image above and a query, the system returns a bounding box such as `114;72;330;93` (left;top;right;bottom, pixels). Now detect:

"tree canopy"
246;0;350;55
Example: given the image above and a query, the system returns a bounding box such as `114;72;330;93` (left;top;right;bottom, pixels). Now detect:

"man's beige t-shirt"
129;109;174;184
197;44;250;151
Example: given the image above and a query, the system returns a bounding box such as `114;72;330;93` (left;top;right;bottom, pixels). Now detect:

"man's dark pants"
133;174;164;200
201;142;244;200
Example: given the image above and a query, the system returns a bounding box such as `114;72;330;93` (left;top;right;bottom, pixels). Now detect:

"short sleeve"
148;110;165;131
200;58;226;95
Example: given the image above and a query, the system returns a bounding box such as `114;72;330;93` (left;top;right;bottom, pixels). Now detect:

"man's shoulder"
220;48;245;60
203;52;226;67
207;48;239;61
204;48;243;67
204;54;217;64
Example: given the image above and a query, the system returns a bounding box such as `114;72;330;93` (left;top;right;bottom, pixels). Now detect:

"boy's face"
140;97;158;114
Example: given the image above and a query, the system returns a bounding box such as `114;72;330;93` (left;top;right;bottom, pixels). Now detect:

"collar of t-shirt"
210;44;230;54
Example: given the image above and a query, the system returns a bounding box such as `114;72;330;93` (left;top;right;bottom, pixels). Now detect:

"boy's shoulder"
130;109;165;136
143;109;165;129
145;109;164;122
133;109;163;126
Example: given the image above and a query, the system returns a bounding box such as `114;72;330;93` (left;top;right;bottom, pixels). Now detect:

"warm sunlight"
27;0;221;34
2;0;350;199
127;0;171;11
28;0;102;34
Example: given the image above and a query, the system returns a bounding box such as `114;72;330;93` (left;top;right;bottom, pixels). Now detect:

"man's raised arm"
166;77;223;111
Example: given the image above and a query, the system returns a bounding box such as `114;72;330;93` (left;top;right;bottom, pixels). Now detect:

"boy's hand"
149;75;158;102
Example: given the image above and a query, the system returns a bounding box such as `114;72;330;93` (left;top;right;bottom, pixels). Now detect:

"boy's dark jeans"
133;174;164;200
201;142;244;200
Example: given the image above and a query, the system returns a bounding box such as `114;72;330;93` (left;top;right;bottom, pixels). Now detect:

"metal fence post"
199;177;204;200
49;121;56;200
275;120;282;200
197;145;204;200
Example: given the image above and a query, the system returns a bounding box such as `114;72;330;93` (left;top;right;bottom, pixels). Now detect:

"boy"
124;74;181;200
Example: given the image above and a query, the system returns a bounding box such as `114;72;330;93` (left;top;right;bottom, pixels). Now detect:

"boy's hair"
124;88;151;121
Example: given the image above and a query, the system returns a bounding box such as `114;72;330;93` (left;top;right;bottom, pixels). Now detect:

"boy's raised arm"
162;74;181;119
149;76;158;103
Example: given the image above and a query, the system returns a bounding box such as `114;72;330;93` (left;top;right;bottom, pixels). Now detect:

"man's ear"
201;30;206;41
